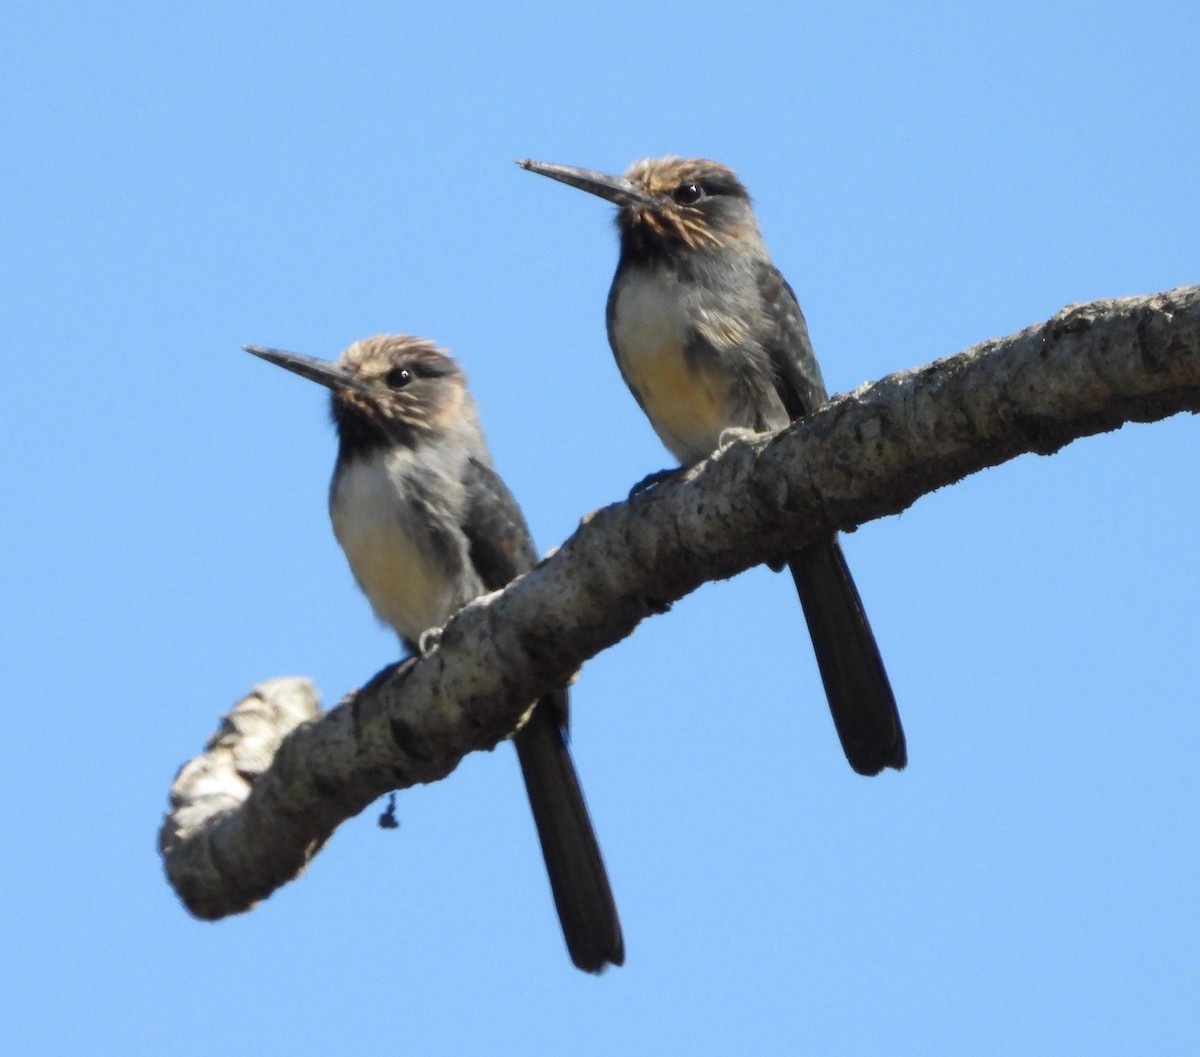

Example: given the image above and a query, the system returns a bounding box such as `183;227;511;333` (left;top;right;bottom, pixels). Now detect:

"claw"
417;627;443;657
717;426;756;450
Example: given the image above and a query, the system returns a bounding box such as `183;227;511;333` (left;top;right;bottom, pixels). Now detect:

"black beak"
517;159;652;209
243;345;372;396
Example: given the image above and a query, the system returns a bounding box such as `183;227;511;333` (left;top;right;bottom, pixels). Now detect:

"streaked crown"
331;334;466;447
618;156;758;253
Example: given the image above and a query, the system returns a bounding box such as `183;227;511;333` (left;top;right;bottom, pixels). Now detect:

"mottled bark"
160;285;1200;919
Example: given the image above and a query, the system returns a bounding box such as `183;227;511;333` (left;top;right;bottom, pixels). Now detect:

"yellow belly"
330;456;462;643
625;341;730;465
611;272;735;465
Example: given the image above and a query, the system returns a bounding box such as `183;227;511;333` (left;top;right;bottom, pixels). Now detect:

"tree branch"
160;284;1200;919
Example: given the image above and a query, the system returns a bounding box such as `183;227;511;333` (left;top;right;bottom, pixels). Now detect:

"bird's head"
519;155;763;258
244;335;466;450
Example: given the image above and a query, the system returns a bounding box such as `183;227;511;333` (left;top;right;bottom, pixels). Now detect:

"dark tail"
788;537;907;776
513;694;624;973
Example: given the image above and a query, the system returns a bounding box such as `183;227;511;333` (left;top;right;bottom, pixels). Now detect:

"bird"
518;155;906;776
244;334;624;972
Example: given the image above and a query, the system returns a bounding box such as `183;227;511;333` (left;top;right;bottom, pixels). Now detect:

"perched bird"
519;156;906;776
245;334;623;972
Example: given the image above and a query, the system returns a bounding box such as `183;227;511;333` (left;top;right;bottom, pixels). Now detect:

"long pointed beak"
517;159;652;209
243;345;371;395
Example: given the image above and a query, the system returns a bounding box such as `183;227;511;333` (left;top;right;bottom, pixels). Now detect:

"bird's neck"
332;405;422;468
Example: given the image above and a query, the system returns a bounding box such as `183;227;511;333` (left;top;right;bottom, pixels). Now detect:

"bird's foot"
417;627;443;656
716;426;757;450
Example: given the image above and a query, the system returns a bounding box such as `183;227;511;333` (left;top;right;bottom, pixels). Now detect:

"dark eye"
673;182;703;204
384;367;412;388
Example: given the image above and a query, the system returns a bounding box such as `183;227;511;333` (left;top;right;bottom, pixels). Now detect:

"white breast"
329;451;466;644
611;270;737;465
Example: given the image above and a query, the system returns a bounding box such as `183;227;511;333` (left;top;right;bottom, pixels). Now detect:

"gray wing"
756;261;828;420
459;453;566;729
460;455;541;590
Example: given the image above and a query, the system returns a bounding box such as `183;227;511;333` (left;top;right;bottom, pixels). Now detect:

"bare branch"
160;284;1200;919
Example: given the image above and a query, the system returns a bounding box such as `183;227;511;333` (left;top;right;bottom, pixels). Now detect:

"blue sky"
3;3;1197;1054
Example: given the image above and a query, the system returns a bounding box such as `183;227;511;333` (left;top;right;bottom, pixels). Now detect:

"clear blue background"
3;3;1197;1054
